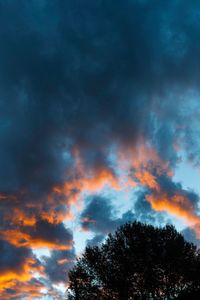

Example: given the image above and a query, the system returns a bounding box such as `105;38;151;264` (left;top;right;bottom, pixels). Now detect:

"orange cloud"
117;142;173;190
0;257;43;293
134;169;160;191
118;142;200;238
147;193;200;233
10;208;37;227
0;279;61;300
40;208;74;224
0;229;73;251
53;152;120;210
119;142;171;174
57;258;71;265
0;193;16;201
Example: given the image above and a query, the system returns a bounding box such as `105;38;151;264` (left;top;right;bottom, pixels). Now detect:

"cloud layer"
1;0;200;298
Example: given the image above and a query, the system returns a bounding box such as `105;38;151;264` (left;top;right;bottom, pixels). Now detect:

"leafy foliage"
66;222;200;299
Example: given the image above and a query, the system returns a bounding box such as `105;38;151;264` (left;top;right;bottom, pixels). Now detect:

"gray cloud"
182;227;200;247
81;196;121;234
0;240;32;274
81;193;168;241
44;248;75;283
86;234;105;247
1;0;200;197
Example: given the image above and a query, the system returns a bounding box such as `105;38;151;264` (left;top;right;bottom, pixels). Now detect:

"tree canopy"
66;222;200;300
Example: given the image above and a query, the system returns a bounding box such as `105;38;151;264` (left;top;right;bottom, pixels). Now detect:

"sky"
1;0;200;299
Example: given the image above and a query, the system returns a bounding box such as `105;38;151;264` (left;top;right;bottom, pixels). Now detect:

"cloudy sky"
1;0;200;299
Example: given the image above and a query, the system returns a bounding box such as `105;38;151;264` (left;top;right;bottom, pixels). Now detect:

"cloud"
81;192;167;242
1;279;45;300
81;196;120;234
1;278;63;300
43;249;75;283
132;164;200;236
1;0;200;200
80;196;136;247
0;220;74;250
0;240;43;294
86;234;105;247
133;191;167;225
182;227;200;247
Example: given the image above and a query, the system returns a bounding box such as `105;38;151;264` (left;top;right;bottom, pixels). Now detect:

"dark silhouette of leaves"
66;222;200;299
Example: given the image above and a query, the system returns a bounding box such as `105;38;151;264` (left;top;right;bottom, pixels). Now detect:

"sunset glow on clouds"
1;0;200;298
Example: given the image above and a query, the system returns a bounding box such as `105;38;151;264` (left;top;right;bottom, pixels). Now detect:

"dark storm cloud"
81;196;135;245
85;209;139;246
0;215;74;251
44;248;75;283
1;0;200;197
81;196;120;234
27;220;74;249
0;240;31;274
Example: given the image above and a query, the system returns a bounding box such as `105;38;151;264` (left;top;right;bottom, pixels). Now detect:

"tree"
66;222;200;300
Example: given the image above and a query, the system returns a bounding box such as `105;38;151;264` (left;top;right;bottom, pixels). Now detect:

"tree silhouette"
66;222;200;300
